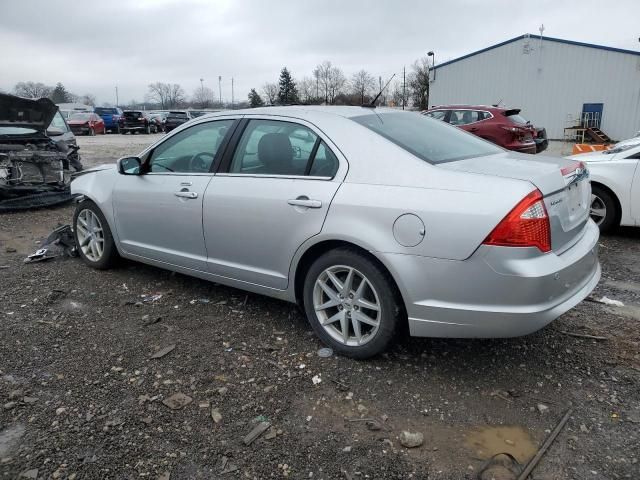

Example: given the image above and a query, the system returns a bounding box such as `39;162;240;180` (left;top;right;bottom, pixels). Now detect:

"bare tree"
298;77;316;103
167;84;186;108
262;82;278;105
147;82;170;109
80;93;96;106
13;81;52;99
350;70;376;104
192;86;215;108
409;57;430;111
390;80;410;108
313;61;346;104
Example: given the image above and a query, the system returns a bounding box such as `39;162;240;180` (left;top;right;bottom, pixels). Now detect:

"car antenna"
363;74;396;108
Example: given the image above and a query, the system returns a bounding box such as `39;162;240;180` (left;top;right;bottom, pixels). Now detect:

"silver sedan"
71;107;600;358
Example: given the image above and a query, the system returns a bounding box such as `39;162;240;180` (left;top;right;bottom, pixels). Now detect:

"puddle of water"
464;426;537;464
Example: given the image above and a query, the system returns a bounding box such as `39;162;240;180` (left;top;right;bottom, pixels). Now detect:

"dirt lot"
1;135;639;479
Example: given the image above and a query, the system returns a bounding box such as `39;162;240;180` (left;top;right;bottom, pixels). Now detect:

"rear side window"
352;112;503;164
230;119;337;177
425;110;446;121
449;110;486;125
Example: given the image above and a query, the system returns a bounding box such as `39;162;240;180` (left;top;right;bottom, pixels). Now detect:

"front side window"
352;112;503;164
50;112;69;132
230;120;320;176
147;120;233;173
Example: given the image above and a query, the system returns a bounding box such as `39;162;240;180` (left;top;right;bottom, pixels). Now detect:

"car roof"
429;104;509;112
201;105;409;120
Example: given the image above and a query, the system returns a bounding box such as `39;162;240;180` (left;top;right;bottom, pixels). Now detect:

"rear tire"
303;248;401;359
590;185;619;233
73;200;119;270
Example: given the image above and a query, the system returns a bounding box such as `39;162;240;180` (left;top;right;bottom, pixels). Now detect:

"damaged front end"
0;93;81;212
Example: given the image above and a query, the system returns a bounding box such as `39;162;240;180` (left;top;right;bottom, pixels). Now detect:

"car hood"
72;163;115;179
566;151;613;163
438;151;574;195
0;93;58;131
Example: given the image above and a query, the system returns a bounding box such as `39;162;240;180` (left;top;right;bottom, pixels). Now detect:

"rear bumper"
379;219;600;338
508;142;537;154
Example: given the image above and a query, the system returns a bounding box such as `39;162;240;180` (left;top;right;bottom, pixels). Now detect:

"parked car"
424;105;539;154
567;138;640;232
148;113;165;133
67;112;105;136
534;127;548;153
71;107;600;358
164;111;192;132
0;93;82;211
119;111;155;134
94;107;123;133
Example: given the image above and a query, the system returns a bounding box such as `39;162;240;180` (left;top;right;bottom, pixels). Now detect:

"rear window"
94;108;117;114
351;112;502;164
69;113;92;121
168;112;188;119
504;111;529;125
125;111;143;117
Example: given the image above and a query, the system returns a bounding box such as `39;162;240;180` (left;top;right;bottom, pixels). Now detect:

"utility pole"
115;86;119;107
200;78;204;108
218;76;222;106
378;76;382;106
231;77;234;109
402;66;406;110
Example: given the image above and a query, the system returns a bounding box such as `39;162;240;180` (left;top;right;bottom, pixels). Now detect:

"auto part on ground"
23;225;77;263
0;93;82;210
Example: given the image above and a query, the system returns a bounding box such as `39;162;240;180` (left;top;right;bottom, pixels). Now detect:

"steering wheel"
189;152;214;172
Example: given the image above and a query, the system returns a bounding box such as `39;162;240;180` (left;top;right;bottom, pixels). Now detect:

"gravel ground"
0;135;639;479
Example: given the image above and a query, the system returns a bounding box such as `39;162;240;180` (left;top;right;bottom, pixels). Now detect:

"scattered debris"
596;296;624;307
142;316;162;327
220;456;239;474
477;452;521;480
399;431;424;448
536;403;549;414
162;393;192;410
19;469;39;479
312;374;322;385
23;225;77;263
561;331;608;341
211;408;222;424
317;347;333;358
243;421;271;446
365;420;382;431
516;409;573;480
264;427;277;440
331;378;350;390
150;344;176;359
157;472;170;480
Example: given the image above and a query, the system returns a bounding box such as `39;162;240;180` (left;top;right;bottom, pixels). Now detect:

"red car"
424;105;538;154
67;112;106;136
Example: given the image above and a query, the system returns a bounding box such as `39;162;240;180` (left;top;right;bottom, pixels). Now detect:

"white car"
568;139;640;231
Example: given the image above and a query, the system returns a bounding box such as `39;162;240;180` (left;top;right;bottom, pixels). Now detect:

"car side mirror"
46;127;64;137
117;156;142;175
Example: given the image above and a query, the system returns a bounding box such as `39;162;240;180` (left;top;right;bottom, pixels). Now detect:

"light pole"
426;51;435;110
218;76;222;106
427;51;435;81
200;78;204;108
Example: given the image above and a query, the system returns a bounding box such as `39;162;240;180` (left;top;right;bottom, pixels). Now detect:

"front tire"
590;185;619;233
73;200;118;269
303;248;401;359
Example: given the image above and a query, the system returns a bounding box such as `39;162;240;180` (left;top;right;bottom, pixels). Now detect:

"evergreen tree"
50;83;71;103
277;67;298;105
248;88;264;108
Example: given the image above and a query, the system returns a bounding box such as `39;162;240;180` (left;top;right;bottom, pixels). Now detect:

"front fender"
71;168;120;244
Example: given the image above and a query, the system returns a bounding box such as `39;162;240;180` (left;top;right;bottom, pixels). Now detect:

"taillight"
483;190;551;253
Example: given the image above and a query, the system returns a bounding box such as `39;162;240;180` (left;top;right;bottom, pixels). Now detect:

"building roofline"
433;34;640;70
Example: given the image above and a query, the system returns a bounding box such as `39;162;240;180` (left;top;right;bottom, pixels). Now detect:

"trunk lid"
439;152;591;252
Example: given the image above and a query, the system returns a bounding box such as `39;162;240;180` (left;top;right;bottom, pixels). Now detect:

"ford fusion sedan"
71;107;600;358
567;138;640;232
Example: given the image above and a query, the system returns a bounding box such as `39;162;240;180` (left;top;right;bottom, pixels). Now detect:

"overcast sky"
1;0;638;105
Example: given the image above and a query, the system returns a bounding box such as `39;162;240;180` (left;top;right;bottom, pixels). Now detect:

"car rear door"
202;116;346;290
112;119;236;270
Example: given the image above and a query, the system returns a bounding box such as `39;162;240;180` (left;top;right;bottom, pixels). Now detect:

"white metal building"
429;34;640;140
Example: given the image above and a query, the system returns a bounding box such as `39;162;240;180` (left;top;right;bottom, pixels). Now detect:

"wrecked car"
0;93;82;211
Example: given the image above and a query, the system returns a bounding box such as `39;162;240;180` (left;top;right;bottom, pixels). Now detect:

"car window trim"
142;118;241;175
304;137;322;176
218;118;338;180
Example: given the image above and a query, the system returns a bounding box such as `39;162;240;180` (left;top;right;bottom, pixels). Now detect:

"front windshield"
70;113;92;121
351;111;503;164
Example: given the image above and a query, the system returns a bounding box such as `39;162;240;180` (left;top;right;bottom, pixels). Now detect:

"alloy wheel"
590;194;606;226
76;209;105;261
313;265;381;346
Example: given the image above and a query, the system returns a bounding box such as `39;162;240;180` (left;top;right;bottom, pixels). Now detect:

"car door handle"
174;191;198;199
288;198;322;208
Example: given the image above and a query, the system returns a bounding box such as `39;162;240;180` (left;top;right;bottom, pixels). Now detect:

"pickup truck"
119;111;155;134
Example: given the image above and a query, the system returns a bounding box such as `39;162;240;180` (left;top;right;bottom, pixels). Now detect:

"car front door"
112;119;236;270
627;150;640;223
202;117;345;289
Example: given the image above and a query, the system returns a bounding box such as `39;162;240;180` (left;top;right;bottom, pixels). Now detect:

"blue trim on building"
434;34;640;70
